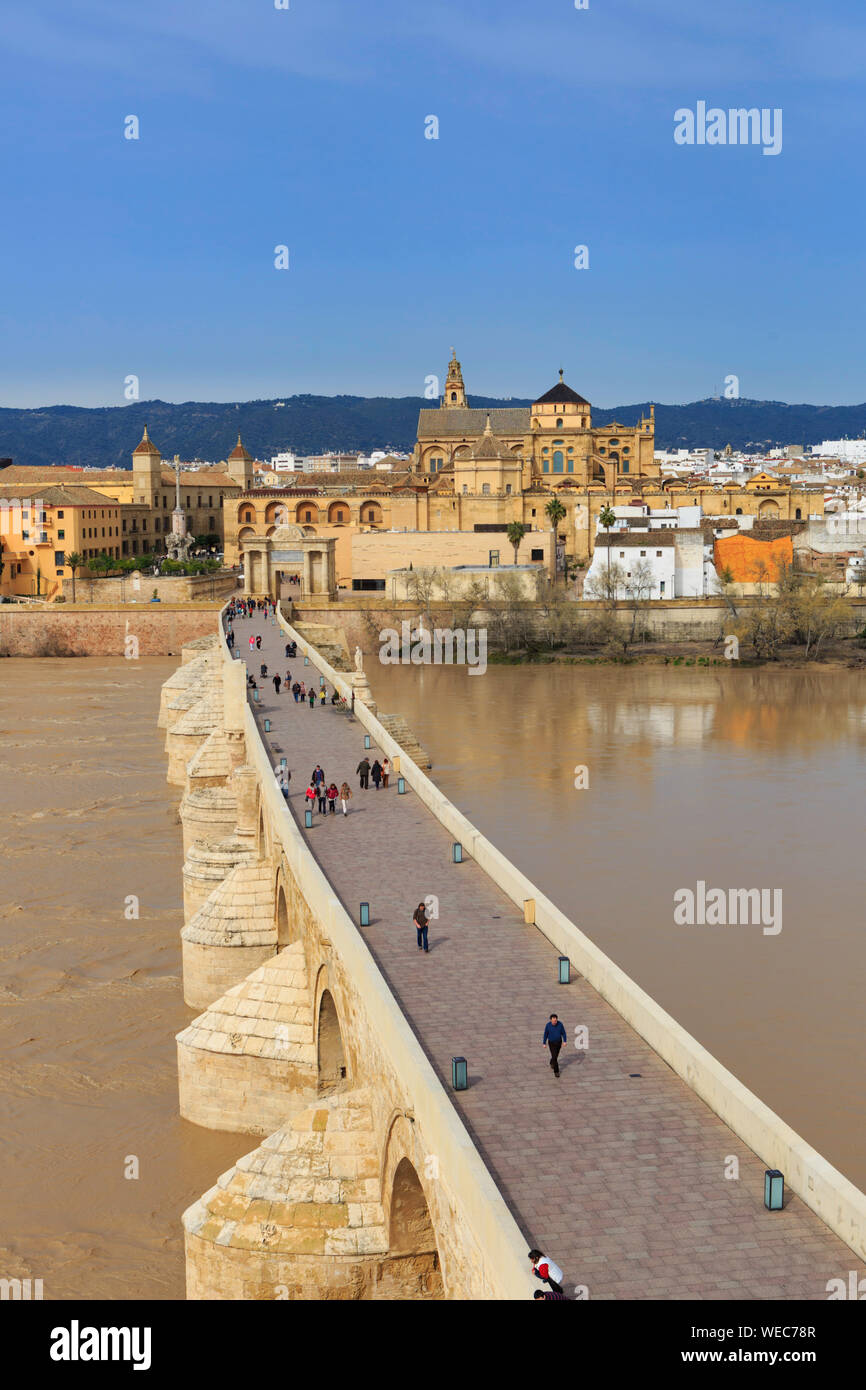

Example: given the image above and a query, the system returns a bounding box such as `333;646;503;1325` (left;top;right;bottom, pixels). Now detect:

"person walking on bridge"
371;759;383;790
413;901;429;953
529;1250;564;1294
542;1014;566;1078
339;781;352;816
308;687;316;710
356;756;370;790
272;673;282;695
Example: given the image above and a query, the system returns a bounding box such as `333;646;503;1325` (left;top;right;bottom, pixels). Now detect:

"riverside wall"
0;603;224;656
293;596;866;651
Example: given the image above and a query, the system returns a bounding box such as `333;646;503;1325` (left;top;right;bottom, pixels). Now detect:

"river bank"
485;636;866;667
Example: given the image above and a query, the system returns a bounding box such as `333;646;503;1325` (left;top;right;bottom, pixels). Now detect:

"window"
599;447;606;455
462;484;468;493
482;483;490;495
640;550;646;557
58;529;65;540
450;391;457;401
609;439;620;446
619;551;625;559
352;578;386;591
304;510;313;521
542;459;549;473
505;484;512;495
735;507;742;515
531;548;543;562
208;495;212;506
55;551;65;566
660;581;665;594
58;510;64;519
656;550;662;558
556;418;563;428
795;507;802;519
622;460;629;473
531;509;536;517
567;459;574;473
489;550;500;566
553;451;564;473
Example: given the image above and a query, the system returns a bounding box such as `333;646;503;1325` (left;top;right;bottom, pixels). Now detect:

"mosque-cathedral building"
0;353;822;599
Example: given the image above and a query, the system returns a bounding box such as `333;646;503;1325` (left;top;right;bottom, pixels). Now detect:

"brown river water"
0;655;863;1301
0;658;242;1301
368;660;866;1194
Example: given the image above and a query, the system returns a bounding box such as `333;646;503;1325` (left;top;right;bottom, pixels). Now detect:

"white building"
811;440;866;465
586;504;718;599
269;451;302;471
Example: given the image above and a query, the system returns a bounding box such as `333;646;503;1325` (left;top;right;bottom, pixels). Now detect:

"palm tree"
545;497;566;532
65;552;82;602
545;498;567;578
506;520;527;565
598;504;616;596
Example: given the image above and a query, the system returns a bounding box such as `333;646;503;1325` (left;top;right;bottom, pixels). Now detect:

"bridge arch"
389;1159;440;1262
379;1114;445;1298
315;970;348;1094
275;877;291;949
257;801;269;859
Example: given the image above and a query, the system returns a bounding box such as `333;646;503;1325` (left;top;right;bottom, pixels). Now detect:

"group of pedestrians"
229;597;275;620
304;765;353;817
354;755;390;790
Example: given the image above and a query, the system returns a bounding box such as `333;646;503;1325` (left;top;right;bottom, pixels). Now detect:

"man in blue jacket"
542;1014;567;1077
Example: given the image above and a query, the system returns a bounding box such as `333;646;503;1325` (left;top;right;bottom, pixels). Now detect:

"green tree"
506;521;527;565
64;552;82;602
545;497;566;531
598;503;616;590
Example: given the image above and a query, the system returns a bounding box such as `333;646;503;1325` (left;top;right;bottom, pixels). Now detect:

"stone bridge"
161;623;866;1300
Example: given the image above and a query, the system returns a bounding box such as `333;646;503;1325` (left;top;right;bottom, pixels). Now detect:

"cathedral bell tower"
442;348;467;409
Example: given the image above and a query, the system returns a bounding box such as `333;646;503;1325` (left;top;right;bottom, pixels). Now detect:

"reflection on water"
0;659;244;1300
369;661;866;1192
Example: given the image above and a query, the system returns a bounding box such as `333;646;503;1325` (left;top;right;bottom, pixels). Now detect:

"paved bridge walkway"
235;614;864;1299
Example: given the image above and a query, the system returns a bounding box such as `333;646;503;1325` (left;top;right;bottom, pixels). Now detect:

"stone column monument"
350;644;376;716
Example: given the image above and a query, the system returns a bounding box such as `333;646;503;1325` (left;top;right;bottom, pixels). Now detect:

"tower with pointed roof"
226;433;254;489
442;348;467;409
132;424;163;507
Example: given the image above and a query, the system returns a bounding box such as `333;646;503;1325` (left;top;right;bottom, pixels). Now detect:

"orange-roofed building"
714;532;793;583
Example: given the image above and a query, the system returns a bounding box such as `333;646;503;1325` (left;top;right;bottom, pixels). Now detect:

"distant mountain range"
2;395;866;470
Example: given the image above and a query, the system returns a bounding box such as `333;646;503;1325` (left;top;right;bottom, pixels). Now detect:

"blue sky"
0;0;864;408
